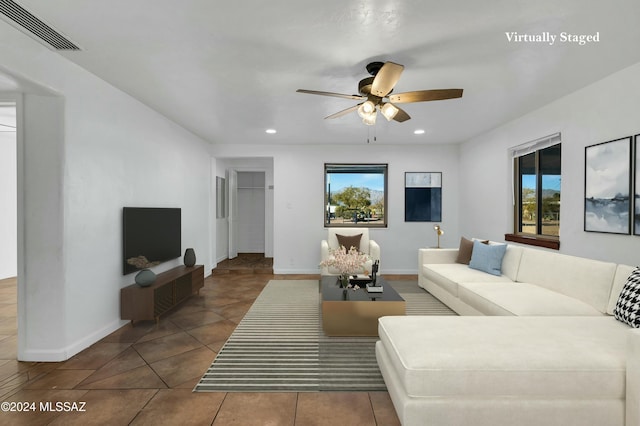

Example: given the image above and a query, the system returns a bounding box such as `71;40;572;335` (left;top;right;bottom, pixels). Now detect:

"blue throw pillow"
468;240;507;276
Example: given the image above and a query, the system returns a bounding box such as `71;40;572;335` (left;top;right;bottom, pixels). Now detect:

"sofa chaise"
375;240;640;426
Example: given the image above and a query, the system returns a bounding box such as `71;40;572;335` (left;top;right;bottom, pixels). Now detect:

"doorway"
0;101;17;278
216;157;273;268
236;171;266;253
0;101;17;359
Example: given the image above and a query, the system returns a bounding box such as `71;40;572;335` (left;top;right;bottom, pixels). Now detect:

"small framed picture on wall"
405;172;442;222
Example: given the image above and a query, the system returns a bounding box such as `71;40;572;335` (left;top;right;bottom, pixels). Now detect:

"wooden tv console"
120;264;204;324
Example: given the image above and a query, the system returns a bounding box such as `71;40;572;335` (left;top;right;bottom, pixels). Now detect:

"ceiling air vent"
0;0;80;50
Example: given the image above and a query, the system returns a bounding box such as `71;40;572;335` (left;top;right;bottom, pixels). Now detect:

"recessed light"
265;129;277;134
414;129;425;135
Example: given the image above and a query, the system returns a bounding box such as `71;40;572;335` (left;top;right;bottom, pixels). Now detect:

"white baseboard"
18;348;69;362
18;318;127;362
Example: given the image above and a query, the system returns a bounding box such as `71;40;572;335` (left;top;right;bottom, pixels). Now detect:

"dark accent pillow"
336;233;362;251
455;237;489;264
455;237;474;264
614;267;640;328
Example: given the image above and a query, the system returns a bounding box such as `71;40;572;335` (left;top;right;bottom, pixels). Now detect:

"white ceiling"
3;0;640;145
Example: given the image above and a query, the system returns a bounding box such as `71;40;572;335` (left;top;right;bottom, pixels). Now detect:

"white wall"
214;158;228;263
0;104;17;280
459;61;640;266
20;93;67;360
211;144;460;274
1;23;212;360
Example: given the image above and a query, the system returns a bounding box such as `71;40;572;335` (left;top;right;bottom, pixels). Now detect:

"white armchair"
320;228;381;276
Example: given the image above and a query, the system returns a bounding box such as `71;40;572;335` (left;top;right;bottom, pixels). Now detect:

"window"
506;134;561;249
324;163;388;227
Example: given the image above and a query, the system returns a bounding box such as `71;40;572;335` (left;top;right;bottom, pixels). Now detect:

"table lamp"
434;225;444;249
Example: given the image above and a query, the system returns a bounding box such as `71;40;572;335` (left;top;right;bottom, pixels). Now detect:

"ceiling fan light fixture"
357;100;376;118
380;103;399;121
362;111;377;125
297;61;464;126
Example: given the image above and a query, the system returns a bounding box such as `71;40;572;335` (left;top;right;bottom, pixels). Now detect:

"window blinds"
509;132;561;206
510;132;561;158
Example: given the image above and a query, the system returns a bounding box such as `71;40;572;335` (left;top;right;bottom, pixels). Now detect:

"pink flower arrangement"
320;245;370;280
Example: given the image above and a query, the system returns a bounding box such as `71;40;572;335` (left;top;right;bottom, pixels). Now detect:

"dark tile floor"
0;271;401;425
212;253;273;275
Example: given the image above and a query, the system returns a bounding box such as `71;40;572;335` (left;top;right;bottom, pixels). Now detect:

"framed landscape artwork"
584;137;631;234
633;135;640;235
405;172;442;222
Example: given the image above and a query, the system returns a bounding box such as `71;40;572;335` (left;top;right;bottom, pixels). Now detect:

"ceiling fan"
297;61;463;125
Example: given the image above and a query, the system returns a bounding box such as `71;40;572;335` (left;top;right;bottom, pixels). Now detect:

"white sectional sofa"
418;243;634;317
375;241;640;426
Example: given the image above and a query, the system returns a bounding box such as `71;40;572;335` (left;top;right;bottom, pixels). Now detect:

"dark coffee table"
320;275;405;336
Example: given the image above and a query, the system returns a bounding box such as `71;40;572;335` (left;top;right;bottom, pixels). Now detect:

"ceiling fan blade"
388;89;463;104
370;62;404;97
325;104;360;119
392;106;411;122
296;89;365;100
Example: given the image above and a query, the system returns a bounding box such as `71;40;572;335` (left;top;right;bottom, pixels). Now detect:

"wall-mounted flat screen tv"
122;207;181;275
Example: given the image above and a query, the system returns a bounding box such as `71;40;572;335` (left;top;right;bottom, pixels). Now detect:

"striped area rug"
194;279;455;392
